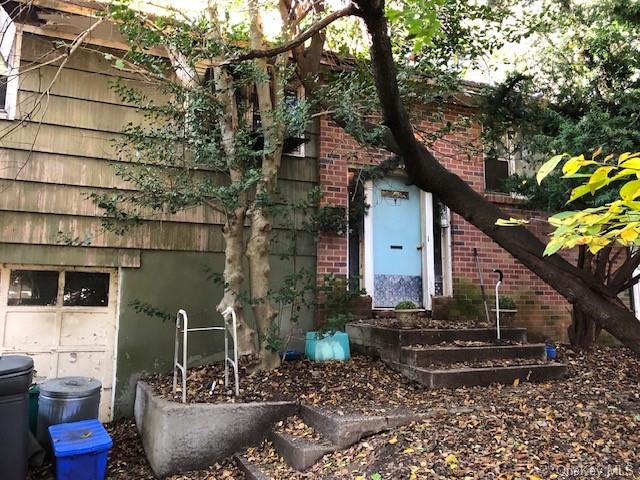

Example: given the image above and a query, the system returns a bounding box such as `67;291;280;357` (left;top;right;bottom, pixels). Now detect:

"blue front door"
372;177;423;308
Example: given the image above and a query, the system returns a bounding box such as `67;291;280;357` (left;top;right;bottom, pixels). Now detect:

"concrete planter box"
134;382;297;478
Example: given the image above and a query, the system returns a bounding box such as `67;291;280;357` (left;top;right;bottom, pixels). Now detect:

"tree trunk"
246;207;280;370
568;304;602;351
355;0;640;352
566;246;601;350
216;208;257;354
245;0;288;370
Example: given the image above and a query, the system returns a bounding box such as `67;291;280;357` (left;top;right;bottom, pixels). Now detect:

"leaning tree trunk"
355;0;640;352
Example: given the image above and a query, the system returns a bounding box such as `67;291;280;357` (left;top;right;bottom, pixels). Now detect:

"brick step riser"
392;362;568;389
401;344;546;366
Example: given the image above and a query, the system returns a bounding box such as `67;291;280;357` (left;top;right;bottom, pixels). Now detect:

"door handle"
417;243;423;250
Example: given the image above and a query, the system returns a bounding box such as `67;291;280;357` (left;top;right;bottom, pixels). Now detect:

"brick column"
316;118;349;286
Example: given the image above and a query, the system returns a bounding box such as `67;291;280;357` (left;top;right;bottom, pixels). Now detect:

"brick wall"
315;104;574;340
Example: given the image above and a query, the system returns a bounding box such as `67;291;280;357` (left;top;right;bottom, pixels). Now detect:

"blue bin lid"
49;419;113;457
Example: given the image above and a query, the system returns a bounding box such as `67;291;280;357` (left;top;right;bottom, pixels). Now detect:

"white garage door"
0;265;118;421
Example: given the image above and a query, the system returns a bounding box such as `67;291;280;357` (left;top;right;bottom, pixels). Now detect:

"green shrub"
395;300;418;310
499;296;516;310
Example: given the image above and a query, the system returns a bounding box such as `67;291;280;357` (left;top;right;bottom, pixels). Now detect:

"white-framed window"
0;5;20;121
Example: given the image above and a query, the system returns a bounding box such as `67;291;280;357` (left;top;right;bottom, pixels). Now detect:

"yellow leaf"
620;157;640;170
528;476;542;480
355;476;366;480
445;453;458;464
512;378;520;386
568;184;591;203
388;436;398;445
620;180;640;201
620;227;638;243
537;154;566;184
403;448;415;454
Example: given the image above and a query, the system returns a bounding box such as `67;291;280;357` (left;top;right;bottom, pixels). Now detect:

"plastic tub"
305;331;351;361
0;355;34;480
49;418;112;480
37;377;102;450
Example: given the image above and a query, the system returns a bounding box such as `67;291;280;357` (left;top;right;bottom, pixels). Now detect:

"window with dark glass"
63;272;110;307
8;270;59;306
484;158;510;192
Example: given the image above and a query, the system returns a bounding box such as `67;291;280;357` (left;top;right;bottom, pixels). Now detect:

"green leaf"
543;238;564;256
371;474;382;480
114;59;126;70
537;154;566;184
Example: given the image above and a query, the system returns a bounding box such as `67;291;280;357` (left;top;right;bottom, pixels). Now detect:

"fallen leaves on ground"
27;346;640;479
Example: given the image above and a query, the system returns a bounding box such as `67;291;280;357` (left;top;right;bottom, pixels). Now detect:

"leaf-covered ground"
28;346;640;479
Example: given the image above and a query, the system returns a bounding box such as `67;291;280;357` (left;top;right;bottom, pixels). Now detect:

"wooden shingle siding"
0;33;318;255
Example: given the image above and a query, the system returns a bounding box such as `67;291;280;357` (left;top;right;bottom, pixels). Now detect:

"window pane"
63;272;110;307
485;158;510;192
8;270;59;306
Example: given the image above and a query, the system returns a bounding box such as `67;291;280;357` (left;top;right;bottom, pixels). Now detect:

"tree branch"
232;4;359;62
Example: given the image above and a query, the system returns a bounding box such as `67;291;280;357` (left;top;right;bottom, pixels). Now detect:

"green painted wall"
113;250;315;417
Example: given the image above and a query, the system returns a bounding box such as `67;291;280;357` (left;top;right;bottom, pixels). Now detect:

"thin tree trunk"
567;246;601;350
355;0;640;352
216;208;257;354
245;0;289;370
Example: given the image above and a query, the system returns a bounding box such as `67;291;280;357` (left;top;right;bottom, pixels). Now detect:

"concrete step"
270;430;337;471
234;455;272;480
392;361;568;388
402;327;528;346
300;405;426;448
401;343;546;366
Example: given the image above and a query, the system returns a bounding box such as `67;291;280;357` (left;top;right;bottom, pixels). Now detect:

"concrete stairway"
347;321;568;389
235;405;427;477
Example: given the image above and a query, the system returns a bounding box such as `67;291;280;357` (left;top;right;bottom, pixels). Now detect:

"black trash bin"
0;355;34;480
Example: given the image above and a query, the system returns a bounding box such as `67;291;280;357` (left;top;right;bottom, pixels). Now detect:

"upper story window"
484;131;522;193
0;5;20;120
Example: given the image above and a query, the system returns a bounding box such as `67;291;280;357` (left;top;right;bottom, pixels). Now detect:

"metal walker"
172;307;239;403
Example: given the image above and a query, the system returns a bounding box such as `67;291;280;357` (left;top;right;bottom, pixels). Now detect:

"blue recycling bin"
49;419;113;480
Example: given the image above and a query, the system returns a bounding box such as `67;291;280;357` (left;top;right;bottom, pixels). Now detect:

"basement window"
63;272;110;307
0;4;20;120
8;270;59;306
6;268;110;307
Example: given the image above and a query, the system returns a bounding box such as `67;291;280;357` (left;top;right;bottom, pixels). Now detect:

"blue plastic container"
545;344;557;360
305;331;351;361
49;419;113;480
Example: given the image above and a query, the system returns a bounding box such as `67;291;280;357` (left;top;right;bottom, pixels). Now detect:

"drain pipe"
493;269;503;341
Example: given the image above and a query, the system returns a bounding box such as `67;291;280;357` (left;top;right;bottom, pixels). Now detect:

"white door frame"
363;179;436;310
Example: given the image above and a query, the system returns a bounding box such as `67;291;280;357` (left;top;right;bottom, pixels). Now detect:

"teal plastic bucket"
305;331;350;361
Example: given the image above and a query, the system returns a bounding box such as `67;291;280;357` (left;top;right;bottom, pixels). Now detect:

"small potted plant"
394;300;420;328
492;296;517;325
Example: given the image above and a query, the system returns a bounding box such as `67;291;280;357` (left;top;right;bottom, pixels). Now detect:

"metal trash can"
36;377;101;451
0;355;34;480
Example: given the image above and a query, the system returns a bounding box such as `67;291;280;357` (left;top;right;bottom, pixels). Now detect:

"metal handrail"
172;307;239;403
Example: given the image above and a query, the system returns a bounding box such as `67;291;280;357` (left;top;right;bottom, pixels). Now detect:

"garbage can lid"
0;355;34;377
40;377;101;398
49;419;112;457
